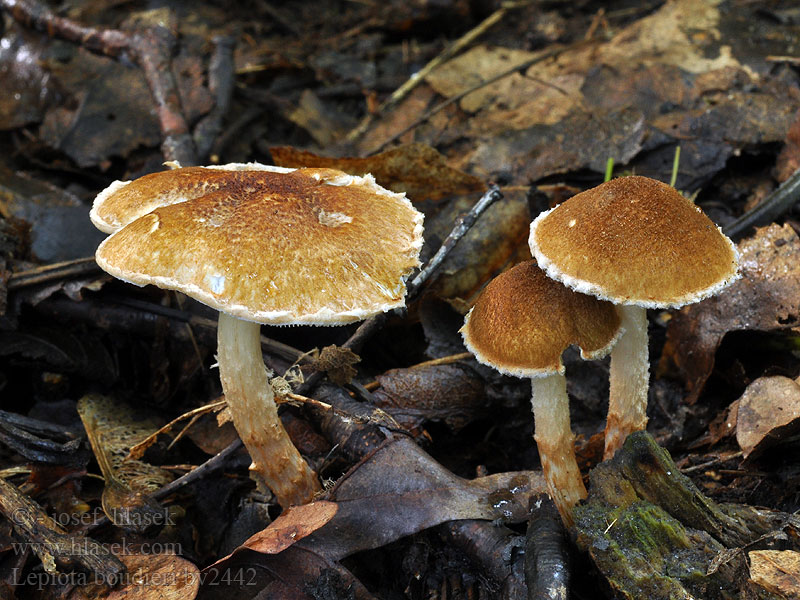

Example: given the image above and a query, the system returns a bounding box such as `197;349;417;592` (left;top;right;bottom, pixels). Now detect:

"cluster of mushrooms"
90;165;739;529
461;175;740;526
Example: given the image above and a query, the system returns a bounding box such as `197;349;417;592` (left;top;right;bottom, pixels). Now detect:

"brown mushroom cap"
90;163;295;233
460;261;622;378
528;176;740;308
95;166;424;325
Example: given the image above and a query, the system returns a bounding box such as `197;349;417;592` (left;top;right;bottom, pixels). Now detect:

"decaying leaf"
307;345;360;386
270;143;485;202
229;501;337;557
77;395;173;493
748;550;800;599
39;26;212;169
202;438;544;596
776;108;800;182
286;89;357;147
736;376;800;460
0;24;56;130
100;553;199;600
662;224;800;404
0;165;106;262
0;329;116;384
372;363;487;433
362;0;800;188
287;437;543;561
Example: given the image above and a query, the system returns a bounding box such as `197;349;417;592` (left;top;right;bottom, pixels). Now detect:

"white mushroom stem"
604;304;650;460
217;312;321;507
531;373;587;529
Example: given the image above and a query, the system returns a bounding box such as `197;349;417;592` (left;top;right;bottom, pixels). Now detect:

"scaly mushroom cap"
460;261;622;378
95;166;424;325
90;163;295;233
529;176;740;308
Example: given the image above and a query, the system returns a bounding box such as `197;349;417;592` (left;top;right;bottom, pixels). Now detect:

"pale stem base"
531;373;587;529
217;312;321;507
604;304;650;460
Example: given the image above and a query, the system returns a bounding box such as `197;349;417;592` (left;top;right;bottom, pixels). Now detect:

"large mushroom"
529;176;739;459
460;260;622;526
92;164;424;507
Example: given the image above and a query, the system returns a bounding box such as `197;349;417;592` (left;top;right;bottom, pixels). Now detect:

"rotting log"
575;432;790;600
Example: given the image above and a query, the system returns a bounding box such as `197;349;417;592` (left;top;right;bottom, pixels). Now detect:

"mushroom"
460;261;622;526
528;176;739;459
92;164;424;507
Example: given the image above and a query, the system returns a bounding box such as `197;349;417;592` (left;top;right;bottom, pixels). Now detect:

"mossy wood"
575;432;790;599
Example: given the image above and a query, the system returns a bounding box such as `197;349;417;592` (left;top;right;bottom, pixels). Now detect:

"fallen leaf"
0;25;56;130
201;438;544;596
308;345;360;386
270;143;485;202
234;501;337;556
372;363;487;433
286;89;356;147
776;108;800;181
0;166;107;262
736;376;800;460
77;395;173;494
362;0;800;188
107;553;200;600
39;40;211;168
297;437;542;561
748;550;800;599
662;224;800;404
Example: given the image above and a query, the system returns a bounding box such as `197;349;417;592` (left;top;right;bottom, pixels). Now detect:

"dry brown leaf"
372;363;486;433
67;553;200;600
424;45;582;128
241;501;338;555
736;376;800;460
748;550;800;599
269;143;485;202
776;108;800;182
662;224;800;404
108;553;200;600
308;345;360;386
200;438;542;598
364;0;799;188
286;89;356;147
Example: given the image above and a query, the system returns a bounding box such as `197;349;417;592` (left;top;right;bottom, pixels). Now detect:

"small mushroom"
529;176;739;459
92;164;424;507
460;261;622;526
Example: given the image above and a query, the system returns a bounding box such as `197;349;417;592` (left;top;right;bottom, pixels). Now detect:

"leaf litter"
0;0;799;598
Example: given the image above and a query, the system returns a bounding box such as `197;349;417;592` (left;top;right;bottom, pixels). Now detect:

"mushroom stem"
216;312;321;507
531;373;587;528
604;304;650;460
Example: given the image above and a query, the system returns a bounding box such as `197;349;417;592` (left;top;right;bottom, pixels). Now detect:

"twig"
408;184;503;297
723;166;800;240
152;439;243;501
0;475;125;583
127;400;227;460
1;0;197;164
8;257;100;290
443;520;527;597
193;34;237;162
525;494;571;600
344;0;533;144
86;439;244;533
